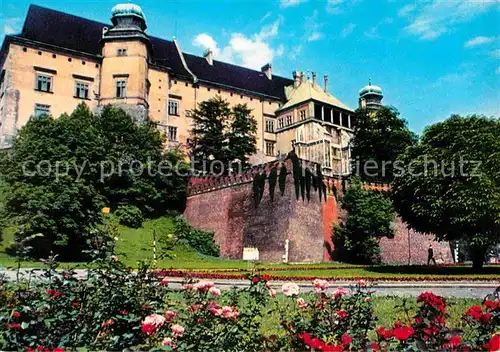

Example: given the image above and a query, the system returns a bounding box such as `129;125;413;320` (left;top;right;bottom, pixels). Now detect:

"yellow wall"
3;44;100;127
99;41;149;106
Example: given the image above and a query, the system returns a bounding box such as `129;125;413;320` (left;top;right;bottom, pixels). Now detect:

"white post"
284;239;289;263
153;230;157;261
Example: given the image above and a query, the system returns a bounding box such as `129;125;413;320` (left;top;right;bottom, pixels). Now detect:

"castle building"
0;4;380;177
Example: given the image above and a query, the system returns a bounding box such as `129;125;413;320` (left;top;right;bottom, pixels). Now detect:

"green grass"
1;216;499;280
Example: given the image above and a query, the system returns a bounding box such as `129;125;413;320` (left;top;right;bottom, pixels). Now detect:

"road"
1;269;498;298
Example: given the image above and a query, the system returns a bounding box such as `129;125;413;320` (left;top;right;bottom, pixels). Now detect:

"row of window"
265;141;275;157
36;73;90;99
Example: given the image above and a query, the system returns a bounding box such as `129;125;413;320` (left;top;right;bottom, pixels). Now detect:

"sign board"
243;247;259;261
101;207;111;214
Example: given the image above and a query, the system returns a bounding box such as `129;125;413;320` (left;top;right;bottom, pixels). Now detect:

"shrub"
173;216;219;257
115;205;144;228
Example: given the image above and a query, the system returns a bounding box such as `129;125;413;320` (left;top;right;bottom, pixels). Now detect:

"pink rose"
194;280;215;292
209;287;221;296
297;297;307;308
164;310;177;320
332;287;348;299
312;279;329;292
358;279;366;287
281;282;300;296
143;313;166;328
162;337;173;346
269;288;276;297
171;324;185;337
364;297;371;303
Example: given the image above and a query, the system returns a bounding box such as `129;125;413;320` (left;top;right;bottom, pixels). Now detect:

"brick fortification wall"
184;159;324;262
184;159;454;264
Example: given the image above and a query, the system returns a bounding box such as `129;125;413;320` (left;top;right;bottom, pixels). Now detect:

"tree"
227;104;257;170
351;106;417;183
190;96;231;175
391;115;500;272
190;96;257;174
333;178;395;264
0;103;188;260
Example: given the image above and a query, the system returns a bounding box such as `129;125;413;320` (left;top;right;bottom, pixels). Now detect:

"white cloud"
192;18;283;70
308;31;323;42
464;36;495;48
403;0;498;40
326;0;345;14
280;0;307;8
492;49;500;59
432;64;476;87
364;17;393;39
341;23;357;38
260;11;272;23
289;45;303;60
496;66;500;74
398;4;416;17
1;17;22;37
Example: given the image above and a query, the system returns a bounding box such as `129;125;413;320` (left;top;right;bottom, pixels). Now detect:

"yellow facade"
0;3;362;177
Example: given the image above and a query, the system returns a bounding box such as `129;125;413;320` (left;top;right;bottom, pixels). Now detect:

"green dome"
359;84;383;96
111;3;146;20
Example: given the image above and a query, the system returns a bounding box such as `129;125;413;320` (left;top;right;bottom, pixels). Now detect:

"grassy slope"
1;216;499;279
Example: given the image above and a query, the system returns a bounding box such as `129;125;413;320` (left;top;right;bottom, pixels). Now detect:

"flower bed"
156;269;500;282
1;259;499;351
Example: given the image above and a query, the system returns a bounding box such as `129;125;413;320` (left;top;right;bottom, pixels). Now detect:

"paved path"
1;269;498;298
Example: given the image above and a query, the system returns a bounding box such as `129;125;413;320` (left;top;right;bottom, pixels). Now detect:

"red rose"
141;323;156;335
11;311;21;318
371;342;380;351
323;344;343;352
336;310;348;319
197;318;205;324
487;335;500;352
309;338;325;350
450;335;461;348
53;348;65;352
377;326;393;340
484;300;499;310
466;305;483;320
102;319;114;327
480;313;492;324
262;274;271;281
393;326;414;341
120;310;129;315
298;332;312;345
341;333;353;345
6;323;21;329
252;277;259;284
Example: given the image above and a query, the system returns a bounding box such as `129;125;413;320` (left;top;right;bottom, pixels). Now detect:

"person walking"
427;244;437;265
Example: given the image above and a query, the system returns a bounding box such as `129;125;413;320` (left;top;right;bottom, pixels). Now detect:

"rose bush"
0;256;498;351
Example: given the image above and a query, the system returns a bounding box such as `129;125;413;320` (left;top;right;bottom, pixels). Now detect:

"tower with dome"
358;80;384;111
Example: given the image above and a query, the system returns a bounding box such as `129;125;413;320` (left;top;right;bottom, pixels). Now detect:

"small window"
75;81;89;99
185;110;192;117
117;48;127;56
278;118;284;129
168;100;179;116
300;110;306;121
167;126;177;142
34;104;50;117
286;115;293;126
36;74;52;92
265;141;275;157
265;118;274;133
116;79;127;98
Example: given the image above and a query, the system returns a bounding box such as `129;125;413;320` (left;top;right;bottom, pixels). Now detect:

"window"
36;74;52;92
34;104;50;117
300;110;306;121
117;48;127;56
265;141;275;157
286;114;293;126
116;79;127;98
167;126;177;142
168;100;179;116
265;118;274;133
75;81;89;99
278;118;284;129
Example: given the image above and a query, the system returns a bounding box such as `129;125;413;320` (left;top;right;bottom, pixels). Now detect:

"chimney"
300;71;305;83
293;70;301;88
204;48;213;66
261;63;272;80
324;75;329;93
312;72;317;85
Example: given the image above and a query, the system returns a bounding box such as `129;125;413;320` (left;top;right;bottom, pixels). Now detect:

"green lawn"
1;217;499;280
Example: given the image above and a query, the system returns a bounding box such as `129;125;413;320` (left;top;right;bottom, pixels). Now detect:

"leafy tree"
190;96;257;174
190;96;231;175
227;104;257;170
351;106;417;183
391;115;500;272
0;103;188;260
333;178;395;264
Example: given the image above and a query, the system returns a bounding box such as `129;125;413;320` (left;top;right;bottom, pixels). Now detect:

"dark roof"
184;53;292;100
13;4;292;100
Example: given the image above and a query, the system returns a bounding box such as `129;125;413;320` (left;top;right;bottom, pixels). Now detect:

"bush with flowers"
0;253;498;351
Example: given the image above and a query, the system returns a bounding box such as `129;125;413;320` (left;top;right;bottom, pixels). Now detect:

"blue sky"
1;0;499;133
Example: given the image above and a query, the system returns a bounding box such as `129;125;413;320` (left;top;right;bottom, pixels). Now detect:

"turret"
358;79;383;111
